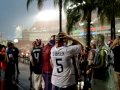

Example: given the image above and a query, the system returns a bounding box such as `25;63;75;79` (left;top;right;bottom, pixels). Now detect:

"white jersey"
51;45;81;88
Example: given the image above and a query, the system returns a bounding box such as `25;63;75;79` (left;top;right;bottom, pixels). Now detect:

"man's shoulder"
68;45;81;49
14;47;19;52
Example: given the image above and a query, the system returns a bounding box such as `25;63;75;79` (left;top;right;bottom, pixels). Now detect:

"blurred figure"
107;39;113;47
42;35;55;90
12;43;20;75
31;39;44;90
0;44;8;90
91;34;110;90
80;46;90;90
87;39;96;68
29;55;34;89
90;39;96;49
51;32;83;90
86;39;96;90
111;36;120;90
29;42;35;89
6;42;16;90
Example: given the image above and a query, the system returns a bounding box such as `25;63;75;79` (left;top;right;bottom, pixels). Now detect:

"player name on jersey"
53;51;64;56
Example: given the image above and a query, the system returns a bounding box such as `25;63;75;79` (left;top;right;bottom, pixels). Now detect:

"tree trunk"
111;1;116;40
111;11;116;40
86;10;92;47
59;0;62;33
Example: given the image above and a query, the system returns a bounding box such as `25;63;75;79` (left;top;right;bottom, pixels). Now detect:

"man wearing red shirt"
42;35;55;90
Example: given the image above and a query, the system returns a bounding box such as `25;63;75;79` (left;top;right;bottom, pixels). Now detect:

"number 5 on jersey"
56;59;63;73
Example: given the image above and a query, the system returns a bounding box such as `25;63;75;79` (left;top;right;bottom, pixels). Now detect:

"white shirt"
51;45;81;88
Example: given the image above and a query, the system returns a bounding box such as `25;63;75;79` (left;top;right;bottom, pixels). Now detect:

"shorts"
33;74;45;90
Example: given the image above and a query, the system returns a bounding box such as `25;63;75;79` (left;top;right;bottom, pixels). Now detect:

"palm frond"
66;6;81;34
27;0;34;10
115;2;120;17
37;0;44;9
27;0;44;10
99;12;107;25
54;0;59;6
97;0;115;24
81;5;88;21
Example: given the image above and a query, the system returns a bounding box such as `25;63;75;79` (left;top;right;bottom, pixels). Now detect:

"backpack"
93;46;110;81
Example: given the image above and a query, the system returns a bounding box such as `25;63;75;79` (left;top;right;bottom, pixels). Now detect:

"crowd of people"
0;32;120;90
0;42;19;90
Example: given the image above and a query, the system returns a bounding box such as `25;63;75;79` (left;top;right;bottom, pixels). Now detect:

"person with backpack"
91;34;110;90
31;39;44;90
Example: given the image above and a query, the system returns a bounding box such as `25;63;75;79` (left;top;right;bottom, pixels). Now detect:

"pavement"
13;61;32;90
12;60;83;90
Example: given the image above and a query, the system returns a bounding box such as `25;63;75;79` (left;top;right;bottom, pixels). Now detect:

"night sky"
0;0;54;40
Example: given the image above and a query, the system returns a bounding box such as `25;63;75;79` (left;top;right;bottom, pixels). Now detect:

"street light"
14;39;18;43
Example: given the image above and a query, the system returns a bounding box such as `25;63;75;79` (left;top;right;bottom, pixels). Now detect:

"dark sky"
0;0;54;40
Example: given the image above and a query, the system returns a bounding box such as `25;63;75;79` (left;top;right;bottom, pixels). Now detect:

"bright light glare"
14;39;18;43
118;30;120;32
35;9;66;21
26;53;28;57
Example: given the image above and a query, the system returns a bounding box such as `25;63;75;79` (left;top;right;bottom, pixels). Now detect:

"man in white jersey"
51;32;83;90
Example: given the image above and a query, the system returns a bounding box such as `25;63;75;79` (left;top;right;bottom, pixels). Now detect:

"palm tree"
98;0;120;40
62;0;98;47
26;0;98;47
66;4;82;34
27;0;44;10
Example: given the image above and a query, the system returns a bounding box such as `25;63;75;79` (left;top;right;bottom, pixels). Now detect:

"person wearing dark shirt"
31;39;44;90
111;36;120;90
6;42;16;89
12;44;20;74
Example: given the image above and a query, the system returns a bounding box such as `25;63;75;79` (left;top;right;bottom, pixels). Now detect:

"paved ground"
14;60;83;90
